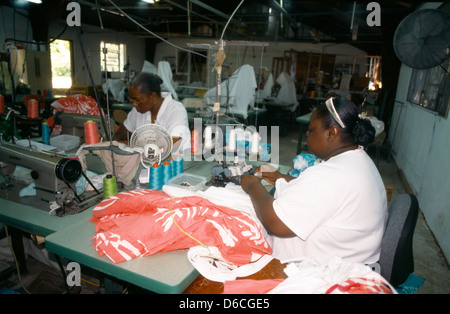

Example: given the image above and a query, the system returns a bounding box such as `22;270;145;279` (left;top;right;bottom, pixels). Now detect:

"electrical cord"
220;0;245;40
4;225;31;294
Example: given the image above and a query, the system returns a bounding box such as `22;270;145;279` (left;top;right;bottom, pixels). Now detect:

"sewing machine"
0;142;94;215
55;112;116;144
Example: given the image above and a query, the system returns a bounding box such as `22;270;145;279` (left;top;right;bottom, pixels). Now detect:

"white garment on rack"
275;72;298;111
157;61;178;100
142;60;157;74
203;64;257;119
257;73;274;100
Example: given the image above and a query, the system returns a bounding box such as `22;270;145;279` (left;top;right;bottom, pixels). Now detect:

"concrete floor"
1;127;449;294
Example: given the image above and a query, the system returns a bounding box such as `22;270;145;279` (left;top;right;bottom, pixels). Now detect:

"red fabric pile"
90;189;272;265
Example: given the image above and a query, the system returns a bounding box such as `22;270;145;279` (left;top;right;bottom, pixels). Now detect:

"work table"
0;158;291;293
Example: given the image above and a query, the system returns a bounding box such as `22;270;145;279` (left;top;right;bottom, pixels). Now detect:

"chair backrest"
379;193;419;286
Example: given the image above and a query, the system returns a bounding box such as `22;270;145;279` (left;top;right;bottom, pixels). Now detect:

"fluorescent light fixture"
142;0;155;3
26;0;42;3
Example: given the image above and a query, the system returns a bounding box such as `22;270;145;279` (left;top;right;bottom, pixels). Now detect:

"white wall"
48;20;146;86
388;3;450;263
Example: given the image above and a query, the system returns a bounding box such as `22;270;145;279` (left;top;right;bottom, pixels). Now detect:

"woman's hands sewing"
240;167;296;238
252;164;295;185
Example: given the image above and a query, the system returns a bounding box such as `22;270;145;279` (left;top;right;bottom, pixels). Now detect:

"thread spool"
162;161;171;185
0;95;4;114
251;131;259;154
84;120;100;144
149;163;163;190
174;154;183;176
228;129;236;152
27;99;39;118
169;157;175;177
204;126;212;149
191;129;199;154
42;120;50;145
103;174;118;198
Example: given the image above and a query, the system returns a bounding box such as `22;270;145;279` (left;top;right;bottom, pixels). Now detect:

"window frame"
407;59;450;118
100;41;126;73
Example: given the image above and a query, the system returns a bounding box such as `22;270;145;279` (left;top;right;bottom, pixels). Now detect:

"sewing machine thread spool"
162;161;171;185
169;157;175;177
84;120;100;144
103;174;118;198
191;129;199;154
42;120;50;145
174;154;183;176
149;163;163;190
0;95;4;114
228;129;236;152
251;131;259;154
204;126;212;149
27;99;39;118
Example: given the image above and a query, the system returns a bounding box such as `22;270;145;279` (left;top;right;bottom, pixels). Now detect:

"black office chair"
378;193;419;287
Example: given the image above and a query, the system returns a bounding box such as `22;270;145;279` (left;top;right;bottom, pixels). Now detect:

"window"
407;59;450;118
100;41;126;72
50;39;72;89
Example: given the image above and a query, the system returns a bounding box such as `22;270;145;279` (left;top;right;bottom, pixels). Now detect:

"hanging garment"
90;189;272;266
275;72;299;112
203;64;257;119
142;60;157;74
158;61;179;100
76;141;142;186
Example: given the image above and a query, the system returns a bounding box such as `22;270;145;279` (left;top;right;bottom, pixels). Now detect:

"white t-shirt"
271;147;387;264
123;93;191;154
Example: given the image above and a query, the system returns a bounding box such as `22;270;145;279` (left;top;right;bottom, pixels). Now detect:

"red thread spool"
27;99;39;118
84;120;100;144
0;95;4;114
191;129;199;153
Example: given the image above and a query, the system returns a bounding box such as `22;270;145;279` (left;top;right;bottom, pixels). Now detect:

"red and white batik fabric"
48;94;104;134
90;189;272;266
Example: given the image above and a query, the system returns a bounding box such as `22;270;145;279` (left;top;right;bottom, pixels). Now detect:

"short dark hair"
315;98;375;147
130;72;163;97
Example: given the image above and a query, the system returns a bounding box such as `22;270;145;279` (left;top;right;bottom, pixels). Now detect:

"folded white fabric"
187;246;273;283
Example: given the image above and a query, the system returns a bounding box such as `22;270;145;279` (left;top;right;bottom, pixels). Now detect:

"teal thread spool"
162;161;171;185
103;174;118;198
174;154;183;176
149;163;163;190
169;157;175;177
42;120;50;145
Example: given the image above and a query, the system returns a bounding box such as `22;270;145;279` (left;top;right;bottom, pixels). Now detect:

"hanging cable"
106;0;213;63
75;26;110;142
220;0;245;40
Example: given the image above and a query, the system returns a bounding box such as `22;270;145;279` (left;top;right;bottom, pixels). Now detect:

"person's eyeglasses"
128;97;143;105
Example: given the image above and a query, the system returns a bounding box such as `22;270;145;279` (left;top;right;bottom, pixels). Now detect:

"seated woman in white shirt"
241;98;387;264
113;72;190;155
